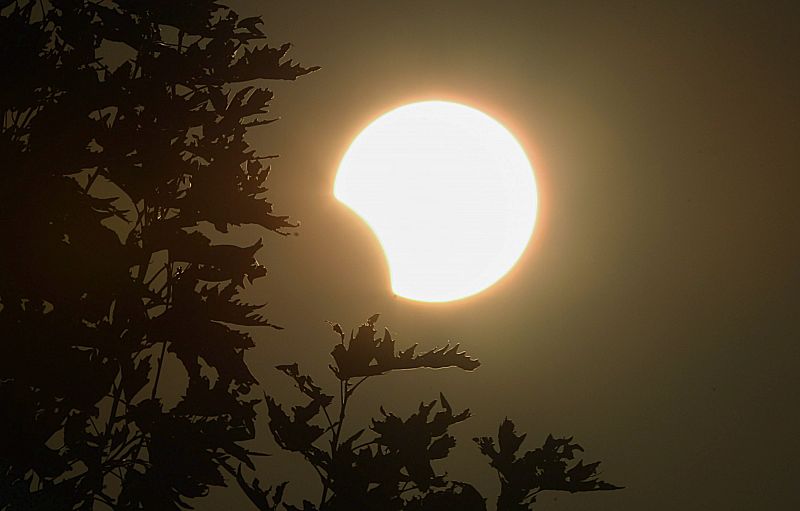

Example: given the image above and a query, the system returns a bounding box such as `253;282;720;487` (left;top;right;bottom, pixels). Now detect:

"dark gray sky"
213;1;800;509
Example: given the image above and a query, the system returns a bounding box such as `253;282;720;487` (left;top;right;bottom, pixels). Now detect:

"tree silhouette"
0;1;620;510
1;0;315;508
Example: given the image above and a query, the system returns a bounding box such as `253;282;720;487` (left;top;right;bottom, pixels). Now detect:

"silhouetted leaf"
276;363;334;407
226;42;320;82
372;395;470;491
498;418;527;460
475;419;622;509
330;316;480;379
266;396;326;456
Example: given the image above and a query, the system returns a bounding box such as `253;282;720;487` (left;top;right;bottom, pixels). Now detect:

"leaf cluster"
240;316;482;511
1;0;315;508
474;420;622;510
237;317;619;511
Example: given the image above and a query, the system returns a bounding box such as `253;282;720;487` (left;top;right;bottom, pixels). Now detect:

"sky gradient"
205;1;800;508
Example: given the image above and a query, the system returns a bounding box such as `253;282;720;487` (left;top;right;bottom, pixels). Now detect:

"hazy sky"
208;1;800;508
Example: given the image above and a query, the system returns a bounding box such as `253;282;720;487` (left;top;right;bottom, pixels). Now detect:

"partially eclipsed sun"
334;101;538;303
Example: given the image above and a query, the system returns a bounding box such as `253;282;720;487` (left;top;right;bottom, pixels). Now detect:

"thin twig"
144;262;169;288
84;167;101;193
321;404;335;431
150;341;168;400
346;376;370;397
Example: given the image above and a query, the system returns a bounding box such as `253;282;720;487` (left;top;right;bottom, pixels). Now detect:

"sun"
334;100;538;303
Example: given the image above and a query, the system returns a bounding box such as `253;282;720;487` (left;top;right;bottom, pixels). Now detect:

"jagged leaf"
276;363;334;407
330;316;480;379
371;396;470;491
475;420;623;508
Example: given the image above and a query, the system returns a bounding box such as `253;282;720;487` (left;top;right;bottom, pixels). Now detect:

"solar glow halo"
334;100;538;302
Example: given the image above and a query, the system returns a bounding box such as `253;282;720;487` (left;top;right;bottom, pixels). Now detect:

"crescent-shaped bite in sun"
334;101;538;303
